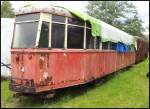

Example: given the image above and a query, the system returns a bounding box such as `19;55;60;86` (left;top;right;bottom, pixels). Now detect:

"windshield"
12;22;38;48
12;13;40;48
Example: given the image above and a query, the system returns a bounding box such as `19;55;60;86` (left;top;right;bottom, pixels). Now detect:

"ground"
1;58;149;108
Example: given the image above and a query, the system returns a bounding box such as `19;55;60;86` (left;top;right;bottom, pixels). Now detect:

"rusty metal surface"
135;37;149;63
10;49;136;93
16;6;74;18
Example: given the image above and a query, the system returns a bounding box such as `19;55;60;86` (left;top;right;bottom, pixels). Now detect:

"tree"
1;1;15;18
86;1;145;36
123;13;145;36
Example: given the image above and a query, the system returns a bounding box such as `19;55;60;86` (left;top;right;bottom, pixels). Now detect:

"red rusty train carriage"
135;36;149;63
9;6;148;97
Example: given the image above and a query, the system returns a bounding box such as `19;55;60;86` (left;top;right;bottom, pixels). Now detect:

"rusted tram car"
135;36;149;63
9;6;148;97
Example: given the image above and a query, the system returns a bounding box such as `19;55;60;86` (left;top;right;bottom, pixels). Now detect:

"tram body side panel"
135;38;149;63
11;50;36;84
48;52;85;89
43;50;135;91
10;49;136;93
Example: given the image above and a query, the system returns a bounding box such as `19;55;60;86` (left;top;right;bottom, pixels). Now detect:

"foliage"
86;1;145;36
1;1;15;18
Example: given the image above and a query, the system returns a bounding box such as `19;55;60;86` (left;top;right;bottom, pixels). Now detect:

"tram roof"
16;5;136;47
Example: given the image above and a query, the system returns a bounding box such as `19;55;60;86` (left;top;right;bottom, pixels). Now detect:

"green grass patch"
1;58;149;108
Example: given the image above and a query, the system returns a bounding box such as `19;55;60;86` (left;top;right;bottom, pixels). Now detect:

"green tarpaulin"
50;4;136;48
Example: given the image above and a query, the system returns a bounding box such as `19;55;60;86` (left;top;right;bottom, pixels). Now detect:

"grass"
1;58;149;108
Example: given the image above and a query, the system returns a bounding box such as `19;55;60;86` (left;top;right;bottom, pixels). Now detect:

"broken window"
51;23;65;48
86;29;94;49
39;22;49;48
67;26;84;49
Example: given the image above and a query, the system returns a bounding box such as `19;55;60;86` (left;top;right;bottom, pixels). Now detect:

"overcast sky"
9;1;149;31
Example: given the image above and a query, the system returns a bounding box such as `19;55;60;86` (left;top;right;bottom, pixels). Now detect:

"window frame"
102;41;109;50
36;13;51;48
12;12;103;50
11;20;40;49
50;14;92;50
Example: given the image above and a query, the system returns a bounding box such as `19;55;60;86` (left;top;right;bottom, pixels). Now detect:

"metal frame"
99;41;102;50
35;13;51;48
48;14;52;48
83;22;86;49
35;13;42;48
64;17;68;49
11;20;16;48
15;20;39;24
51;21;91;29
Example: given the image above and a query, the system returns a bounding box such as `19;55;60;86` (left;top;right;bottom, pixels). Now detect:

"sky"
9;1;149;32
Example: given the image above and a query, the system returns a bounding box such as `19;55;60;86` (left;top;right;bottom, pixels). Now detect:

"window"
129;45;135;51
95;37;100;49
102;42;109;49
67;26;84;49
52;15;65;23
68;17;84;26
86;29;94;49
110;42;116;50
51;23;65;48
39;22;49;48
12;22;38;48
51;15;65;48
86;21;91;28
15;13;40;22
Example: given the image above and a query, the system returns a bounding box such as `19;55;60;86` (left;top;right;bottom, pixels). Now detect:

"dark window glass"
52;15;65;23
67;26;84;49
96;37;100;49
16;13;40;22
51;23;65;48
86;21;91;28
39;22;49;48
102;42;109;49
86;29;94;49
68;17;84;26
110;42;116;50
